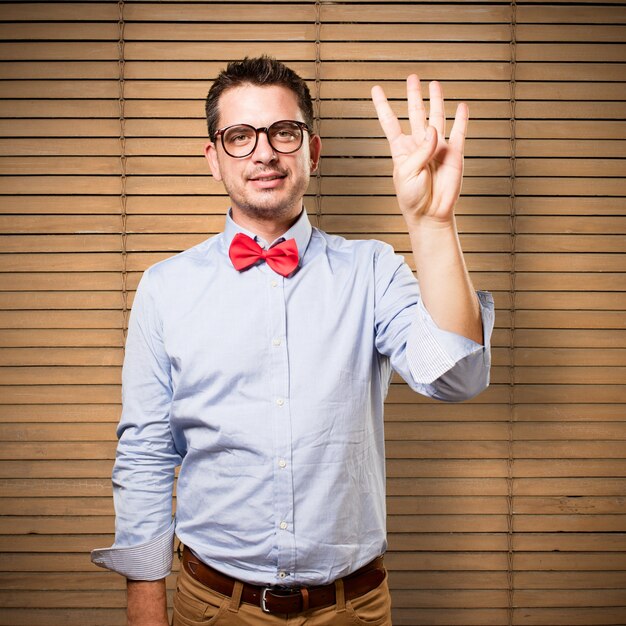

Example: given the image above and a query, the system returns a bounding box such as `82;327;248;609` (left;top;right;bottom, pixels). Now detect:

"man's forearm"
408;216;483;344
127;578;169;626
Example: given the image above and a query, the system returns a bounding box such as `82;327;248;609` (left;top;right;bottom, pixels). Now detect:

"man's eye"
229;133;251;143
274;129;297;141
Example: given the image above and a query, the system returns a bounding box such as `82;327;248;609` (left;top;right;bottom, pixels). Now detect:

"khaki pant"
172;560;392;626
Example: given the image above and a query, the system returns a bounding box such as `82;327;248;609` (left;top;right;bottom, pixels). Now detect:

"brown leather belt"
181;546;385;615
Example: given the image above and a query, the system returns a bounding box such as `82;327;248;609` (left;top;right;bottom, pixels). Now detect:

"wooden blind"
1;2;625;625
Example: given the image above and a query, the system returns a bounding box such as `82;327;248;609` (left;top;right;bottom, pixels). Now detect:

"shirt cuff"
91;520;175;580
406;290;494;385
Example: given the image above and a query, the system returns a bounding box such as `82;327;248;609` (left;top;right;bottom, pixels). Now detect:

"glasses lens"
268;121;304;154
222;125;256;157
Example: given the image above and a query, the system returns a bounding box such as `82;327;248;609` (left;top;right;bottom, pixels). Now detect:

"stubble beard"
224;173;309;224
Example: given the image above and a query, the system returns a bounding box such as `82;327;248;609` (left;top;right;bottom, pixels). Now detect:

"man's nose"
252;130;277;162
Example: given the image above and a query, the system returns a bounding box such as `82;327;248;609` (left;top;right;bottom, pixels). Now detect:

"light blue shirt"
91;209;494;585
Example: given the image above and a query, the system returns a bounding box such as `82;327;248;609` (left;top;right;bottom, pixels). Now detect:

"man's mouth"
248;172;286;182
248;171;287;188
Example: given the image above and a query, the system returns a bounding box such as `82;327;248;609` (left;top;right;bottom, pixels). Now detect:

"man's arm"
127;579;169;626
372;75;482;344
91;267;179;624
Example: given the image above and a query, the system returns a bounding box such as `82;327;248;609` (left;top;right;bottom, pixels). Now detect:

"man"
92;56;494;626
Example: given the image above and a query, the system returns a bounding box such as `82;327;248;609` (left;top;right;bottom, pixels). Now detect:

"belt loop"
301;587;310;612
334;578;346;613
228;581;243;613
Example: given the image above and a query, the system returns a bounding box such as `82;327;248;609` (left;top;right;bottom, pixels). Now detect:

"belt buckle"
261;585;300;614
261;587;272;613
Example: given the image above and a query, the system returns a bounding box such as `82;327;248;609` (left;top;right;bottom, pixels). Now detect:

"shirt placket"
267;271;296;583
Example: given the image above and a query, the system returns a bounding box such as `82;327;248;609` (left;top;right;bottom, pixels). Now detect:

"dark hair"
205;56;314;141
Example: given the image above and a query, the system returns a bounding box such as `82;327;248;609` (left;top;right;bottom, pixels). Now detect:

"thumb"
398;126;437;175
420;125;438;162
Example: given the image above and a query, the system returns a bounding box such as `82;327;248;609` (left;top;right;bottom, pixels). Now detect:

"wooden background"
0;1;625;624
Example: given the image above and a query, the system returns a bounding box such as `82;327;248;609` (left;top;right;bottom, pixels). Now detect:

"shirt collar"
223;208;313;259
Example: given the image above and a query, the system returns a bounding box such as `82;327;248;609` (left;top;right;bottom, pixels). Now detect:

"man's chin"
235;197;297;222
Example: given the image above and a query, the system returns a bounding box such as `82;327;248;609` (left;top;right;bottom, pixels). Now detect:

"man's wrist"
405;215;460;251
401;210;457;233
127;578;169;626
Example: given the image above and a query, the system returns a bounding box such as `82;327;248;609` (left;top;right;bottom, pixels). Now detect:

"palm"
372;76;467;224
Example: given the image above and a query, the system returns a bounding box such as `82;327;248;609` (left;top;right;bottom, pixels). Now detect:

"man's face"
205;84;321;225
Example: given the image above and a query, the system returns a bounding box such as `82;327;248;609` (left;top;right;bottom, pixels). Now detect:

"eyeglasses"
214;120;310;158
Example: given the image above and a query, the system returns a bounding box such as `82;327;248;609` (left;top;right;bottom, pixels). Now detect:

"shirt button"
280;521;288;530
278;459;287;469
278;571;287;579
276;398;284;406
272;338;281;347
271;280;278;288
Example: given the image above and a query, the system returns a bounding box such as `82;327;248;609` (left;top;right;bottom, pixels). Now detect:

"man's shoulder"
313;228;395;260
143;233;223;281
314;228;388;251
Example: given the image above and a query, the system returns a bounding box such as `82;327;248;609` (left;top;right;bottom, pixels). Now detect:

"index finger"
371;84;403;144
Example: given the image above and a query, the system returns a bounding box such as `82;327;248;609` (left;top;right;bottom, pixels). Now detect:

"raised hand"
371;75;468;226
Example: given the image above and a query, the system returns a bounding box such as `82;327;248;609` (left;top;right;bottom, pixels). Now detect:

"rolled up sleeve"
91;520;176;580
374;242;494;402
91;268;181;580
405;290;494;401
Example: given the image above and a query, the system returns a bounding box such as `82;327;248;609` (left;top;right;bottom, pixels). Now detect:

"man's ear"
204;141;222;181
309;134;322;173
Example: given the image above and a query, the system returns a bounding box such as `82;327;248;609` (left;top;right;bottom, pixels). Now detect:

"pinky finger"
448;102;469;154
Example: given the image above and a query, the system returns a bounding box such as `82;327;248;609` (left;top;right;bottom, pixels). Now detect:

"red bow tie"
229;233;299;277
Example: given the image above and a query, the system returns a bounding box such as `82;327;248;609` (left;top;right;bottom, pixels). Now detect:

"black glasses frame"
214;120;310;158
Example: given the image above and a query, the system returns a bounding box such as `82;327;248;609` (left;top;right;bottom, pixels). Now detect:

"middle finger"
428;80;446;136
407;74;427;140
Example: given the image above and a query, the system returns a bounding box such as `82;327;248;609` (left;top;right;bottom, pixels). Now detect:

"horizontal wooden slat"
514;404;626;423
516;81;626;100
0;477;113;496
322;5;512;23
0;3;118;20
517;441;626;458
0;348;123;366
0;460;115;479
517;43;626;62
517;5;626;24
512;498;626;519
0;403;119;422
0;292;123;310
0;23;118;41
514;348;626;366
0;42;119;61
0;609;125;626
517;24;626;42
0;329;122;348
0;101;120;119
114;20;626;48
513;385;626;404
123;41;313;61
0;385;120;405
0;310;122;329
516;62;626;81
0;366;121;385
124;3;313;22
519;457;626;482
515;292;626;310
0;79;118;97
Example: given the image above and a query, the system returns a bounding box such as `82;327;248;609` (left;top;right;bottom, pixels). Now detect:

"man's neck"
230;207;302;244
